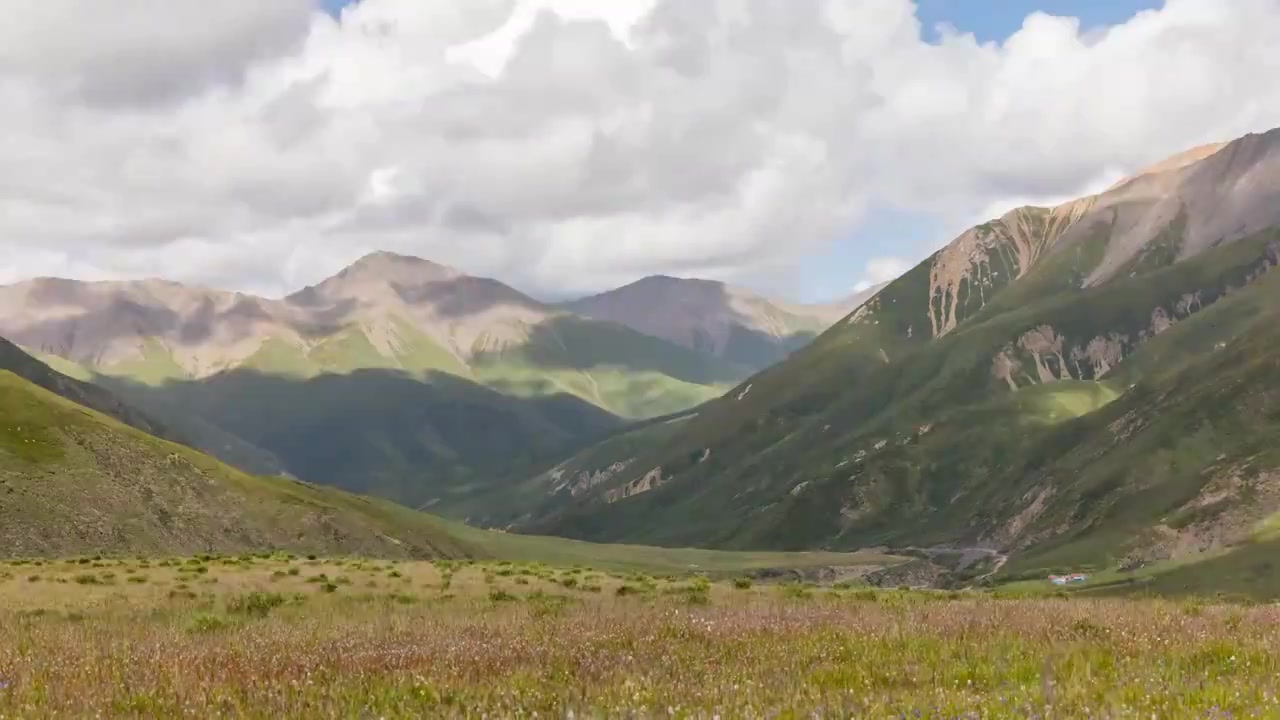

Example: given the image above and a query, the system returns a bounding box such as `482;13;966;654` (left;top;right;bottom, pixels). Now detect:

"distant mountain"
0;253;772;506
561;276;882;371
519;128;1280;587
0;338;479;558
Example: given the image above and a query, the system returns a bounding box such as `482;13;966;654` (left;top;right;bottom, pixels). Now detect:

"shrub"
187;613;230;634
733;577;753;590
782;585;813;600
488;589;518;603
227;592;286;618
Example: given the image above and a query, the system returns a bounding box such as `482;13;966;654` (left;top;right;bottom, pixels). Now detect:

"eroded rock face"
928;201;1093;338
1070;334;1128;379
1018;325;1073;383
990;485;1055;548
1175;292;1203;316
991;348;1022;391
604;467;665;503
1150;307;1175;336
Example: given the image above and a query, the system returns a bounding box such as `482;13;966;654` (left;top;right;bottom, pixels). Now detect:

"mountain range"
0;255;863;507
476;127;1280;594
6;124;1280;597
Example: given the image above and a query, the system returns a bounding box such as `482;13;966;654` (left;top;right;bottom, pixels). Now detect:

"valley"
5;130;1280;605
6;0;1280;714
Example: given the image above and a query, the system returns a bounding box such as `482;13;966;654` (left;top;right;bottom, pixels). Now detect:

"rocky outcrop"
1018;325;1073;382
1070;334;1128;379
991;347;1022;391
863;559;952;589
928;201;1093;338
604;467;666;503
549;460;636;497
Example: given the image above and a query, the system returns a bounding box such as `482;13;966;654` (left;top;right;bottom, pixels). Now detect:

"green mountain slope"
1;339;903;576
0;365;475;558
525;130;1280;582
0;337;175;443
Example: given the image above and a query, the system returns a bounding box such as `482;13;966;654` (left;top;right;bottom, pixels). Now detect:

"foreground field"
2;556;1279;718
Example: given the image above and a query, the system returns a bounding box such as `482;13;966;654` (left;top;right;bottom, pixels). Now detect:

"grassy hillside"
0;338;176;443
529;215;1280;578
0;368;474;559
442;411;698;528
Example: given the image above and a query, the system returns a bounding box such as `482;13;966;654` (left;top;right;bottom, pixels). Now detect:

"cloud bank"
2;0;1279;299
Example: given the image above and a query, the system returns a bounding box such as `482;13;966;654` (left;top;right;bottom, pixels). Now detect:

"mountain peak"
341;251;458;278
1108;141;1230;191
624;274;726;292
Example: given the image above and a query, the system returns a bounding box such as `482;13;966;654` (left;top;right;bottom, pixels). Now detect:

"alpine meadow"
6;0;1280;717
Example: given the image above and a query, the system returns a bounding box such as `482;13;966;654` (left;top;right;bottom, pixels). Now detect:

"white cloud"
0;0;314;104
2;0;1280;299
853;256;912;292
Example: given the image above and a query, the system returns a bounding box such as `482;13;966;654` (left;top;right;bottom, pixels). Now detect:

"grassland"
2;555;1279;717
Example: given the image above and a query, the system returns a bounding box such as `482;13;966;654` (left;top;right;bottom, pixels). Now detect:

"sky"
2;0;1278;303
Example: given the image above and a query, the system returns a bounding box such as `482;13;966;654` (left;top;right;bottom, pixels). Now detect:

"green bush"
187;613;230;634
227;592;286;618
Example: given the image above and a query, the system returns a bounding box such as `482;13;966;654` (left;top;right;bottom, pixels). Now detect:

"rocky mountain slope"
0;253;741;418
562;277;881;371
518;128;1280;581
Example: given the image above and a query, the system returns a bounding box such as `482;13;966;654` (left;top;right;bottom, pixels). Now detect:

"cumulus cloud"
854;257;913;293
2;0;1280;299
0;0;314;104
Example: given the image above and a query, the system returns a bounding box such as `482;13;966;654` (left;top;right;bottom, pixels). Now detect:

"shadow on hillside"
474;315;751;384
97;368;624;506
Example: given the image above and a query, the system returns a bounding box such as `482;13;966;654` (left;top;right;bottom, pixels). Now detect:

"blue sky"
915;0;1161;43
